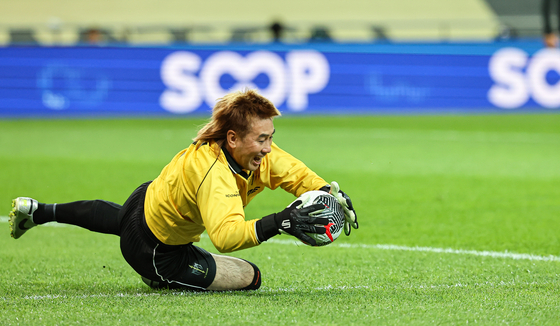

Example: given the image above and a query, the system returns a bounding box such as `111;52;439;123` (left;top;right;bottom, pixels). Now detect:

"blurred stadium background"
0;0;504;44
0;0;546;44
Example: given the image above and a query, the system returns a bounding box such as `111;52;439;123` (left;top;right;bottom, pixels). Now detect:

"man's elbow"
214;244;233;253
212;240;236;253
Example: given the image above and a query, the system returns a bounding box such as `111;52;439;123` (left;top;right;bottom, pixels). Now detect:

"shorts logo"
189;262;207;276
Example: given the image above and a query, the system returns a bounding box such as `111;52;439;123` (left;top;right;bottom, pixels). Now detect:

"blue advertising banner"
0;41;558;117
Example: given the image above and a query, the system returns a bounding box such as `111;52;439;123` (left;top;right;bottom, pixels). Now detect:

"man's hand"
325;181;358;236
274;200;329;246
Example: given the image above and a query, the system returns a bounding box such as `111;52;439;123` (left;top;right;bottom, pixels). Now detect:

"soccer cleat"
8;197;38;239
142;276;169;289
141;276;159;288
141;276;186;290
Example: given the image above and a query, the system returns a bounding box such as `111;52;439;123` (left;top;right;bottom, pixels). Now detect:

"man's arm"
265;142;329;197
197;168;261;253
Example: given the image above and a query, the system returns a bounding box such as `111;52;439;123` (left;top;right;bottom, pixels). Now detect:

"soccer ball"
290;190;345;246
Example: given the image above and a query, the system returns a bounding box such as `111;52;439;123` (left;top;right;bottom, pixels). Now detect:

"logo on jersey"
247;186;261;196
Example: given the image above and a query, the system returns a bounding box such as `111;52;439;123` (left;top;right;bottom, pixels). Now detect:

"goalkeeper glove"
256;200;328;246
321;181;358;236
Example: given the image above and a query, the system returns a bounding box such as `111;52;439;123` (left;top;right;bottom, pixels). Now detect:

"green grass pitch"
1;114;559;325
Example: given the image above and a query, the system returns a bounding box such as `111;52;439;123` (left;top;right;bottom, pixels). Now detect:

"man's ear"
226;130;237;149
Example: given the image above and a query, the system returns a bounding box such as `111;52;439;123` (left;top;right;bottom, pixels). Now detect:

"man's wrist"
256;214;280;242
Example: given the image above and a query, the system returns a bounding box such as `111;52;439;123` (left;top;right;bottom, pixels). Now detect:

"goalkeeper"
8;89;358;291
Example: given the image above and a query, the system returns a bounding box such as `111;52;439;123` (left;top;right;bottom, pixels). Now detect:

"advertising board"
0;41;558;117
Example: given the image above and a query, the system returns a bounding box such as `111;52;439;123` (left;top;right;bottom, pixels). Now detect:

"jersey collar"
222;146;250;180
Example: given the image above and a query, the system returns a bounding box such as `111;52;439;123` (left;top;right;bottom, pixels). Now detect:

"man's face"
228;117;275;171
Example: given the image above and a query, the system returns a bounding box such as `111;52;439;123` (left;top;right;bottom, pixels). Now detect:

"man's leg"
207;254;261;291
9;197;122;239
42;200;122;235
139;242;261;291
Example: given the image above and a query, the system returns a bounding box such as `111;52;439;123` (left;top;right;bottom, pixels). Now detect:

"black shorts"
118;182;217;290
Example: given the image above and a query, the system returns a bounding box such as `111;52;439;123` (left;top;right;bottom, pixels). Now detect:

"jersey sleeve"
196;164;260;253
264;142;328;197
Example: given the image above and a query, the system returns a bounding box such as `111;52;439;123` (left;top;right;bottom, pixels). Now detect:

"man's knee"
241;261;261;290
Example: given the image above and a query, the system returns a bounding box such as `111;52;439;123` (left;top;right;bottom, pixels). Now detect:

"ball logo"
160;50;330;113
488;48;560;109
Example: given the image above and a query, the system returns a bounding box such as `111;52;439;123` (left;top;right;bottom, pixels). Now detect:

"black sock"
34;200;122;236
34;203;56;225
55;200;122;235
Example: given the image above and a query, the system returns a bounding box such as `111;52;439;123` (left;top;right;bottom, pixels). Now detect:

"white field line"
2;216;560;263
9;280;551;301
266;239;560;262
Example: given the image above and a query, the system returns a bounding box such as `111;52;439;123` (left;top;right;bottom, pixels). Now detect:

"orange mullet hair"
194;89;281;143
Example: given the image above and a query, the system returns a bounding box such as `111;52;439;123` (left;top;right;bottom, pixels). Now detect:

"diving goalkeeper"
8;89;358;291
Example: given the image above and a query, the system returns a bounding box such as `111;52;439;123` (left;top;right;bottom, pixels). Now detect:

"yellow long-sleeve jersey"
144;140;327;253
